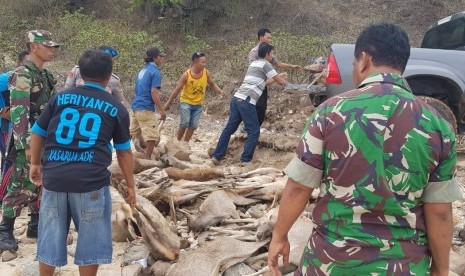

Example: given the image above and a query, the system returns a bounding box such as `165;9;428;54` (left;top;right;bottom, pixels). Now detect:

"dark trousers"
212;97;260;162
256;87;268;127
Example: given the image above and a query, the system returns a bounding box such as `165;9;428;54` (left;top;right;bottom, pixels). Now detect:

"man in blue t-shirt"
29;49;136;275
130;47;167;159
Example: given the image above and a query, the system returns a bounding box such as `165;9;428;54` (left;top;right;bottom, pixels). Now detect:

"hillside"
0;1;465;275
0;0;464;92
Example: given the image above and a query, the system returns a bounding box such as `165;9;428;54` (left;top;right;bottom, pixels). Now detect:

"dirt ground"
0;91;464;275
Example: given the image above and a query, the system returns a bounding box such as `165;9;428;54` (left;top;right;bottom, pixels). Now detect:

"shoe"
0;217;18;251
211;157;221;166
239;160;251;166
26;213;39;238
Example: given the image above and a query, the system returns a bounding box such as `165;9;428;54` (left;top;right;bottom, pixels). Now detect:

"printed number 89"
55;107;102;148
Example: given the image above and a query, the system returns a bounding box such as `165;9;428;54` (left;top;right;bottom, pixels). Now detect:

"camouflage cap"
26;30;60;47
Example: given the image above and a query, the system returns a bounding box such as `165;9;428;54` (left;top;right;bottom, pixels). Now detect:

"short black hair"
355;23;410;72
257;28;271;39
258;43;273;58
17;50;29;63
192;51;205;62
78;49;113;83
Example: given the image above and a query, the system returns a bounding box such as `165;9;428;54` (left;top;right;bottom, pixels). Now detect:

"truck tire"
418;96;457;133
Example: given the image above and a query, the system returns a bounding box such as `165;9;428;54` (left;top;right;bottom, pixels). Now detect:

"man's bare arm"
424;202;453;276
151;87;166;120
164;72;187;110
29;133;45;186
268;177;314;274
275;61;303;70
206;70;225;96
265;72;288;86
29;133;45;165
273;177;314;239
116;150;136;205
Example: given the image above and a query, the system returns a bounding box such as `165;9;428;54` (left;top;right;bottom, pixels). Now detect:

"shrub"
54;11;163;95
223;32;332;82
163;35;212;84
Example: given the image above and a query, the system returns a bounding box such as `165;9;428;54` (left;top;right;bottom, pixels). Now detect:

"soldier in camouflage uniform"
0;30;58;251
64;45;126;105
268;23;463;275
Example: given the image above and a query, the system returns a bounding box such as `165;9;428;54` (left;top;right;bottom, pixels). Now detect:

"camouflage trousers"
2;150;40;218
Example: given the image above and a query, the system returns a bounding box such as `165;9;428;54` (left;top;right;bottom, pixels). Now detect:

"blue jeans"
212;96;260;162
37;186;112;267
179;102;203;129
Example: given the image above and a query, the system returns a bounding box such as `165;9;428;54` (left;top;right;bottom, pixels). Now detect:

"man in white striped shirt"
249;28;302;127
211;43;288;164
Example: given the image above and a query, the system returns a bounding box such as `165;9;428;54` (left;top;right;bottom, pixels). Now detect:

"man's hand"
125;187;136;206
163;103;171;111
292;65;303;70
29;164;42;186
267;235;290;276
219;90;227;97
159;110;167;121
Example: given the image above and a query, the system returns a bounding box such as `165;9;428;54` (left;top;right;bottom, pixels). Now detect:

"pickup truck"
313;11;465;132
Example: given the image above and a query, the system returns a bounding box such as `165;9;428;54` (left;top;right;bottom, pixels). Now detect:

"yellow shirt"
180;69;208;105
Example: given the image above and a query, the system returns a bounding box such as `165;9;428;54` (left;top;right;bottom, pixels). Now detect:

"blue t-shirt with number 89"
32;83;131;193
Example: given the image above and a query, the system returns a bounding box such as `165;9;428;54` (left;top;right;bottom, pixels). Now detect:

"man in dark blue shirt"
29;49;136;275
130;47;167;159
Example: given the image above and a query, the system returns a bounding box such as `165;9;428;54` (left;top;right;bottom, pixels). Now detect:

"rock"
67;245;76;257
150;260;173;276
67;233;74;245
122;239;150;267
21;237;37;244
459;227;465;241
180;238;190;249
223;262;256;276
262;122;271;129
450;248;465;275
122;263;143;276
13;226;26;237
20;262;40;276
2;250;17;261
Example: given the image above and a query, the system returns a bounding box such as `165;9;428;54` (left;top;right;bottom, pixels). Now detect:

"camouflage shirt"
284;73;463;275
9;61;55;150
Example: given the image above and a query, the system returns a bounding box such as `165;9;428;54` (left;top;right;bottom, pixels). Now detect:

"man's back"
34;85;129;193
234;59;277;105
269;23;461;276
131;63;160;111
297;73;458;274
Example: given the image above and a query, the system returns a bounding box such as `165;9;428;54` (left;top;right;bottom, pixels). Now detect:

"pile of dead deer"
108;139;315;276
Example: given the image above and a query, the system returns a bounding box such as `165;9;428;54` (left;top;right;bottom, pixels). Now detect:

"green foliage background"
0;0;461;97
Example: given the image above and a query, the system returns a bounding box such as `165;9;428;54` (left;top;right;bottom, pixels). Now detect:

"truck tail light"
326;53;342;84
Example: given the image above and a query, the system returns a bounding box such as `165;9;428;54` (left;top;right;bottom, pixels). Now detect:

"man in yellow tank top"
165;52;225;142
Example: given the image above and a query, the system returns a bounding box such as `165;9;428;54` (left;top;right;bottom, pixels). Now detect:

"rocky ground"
0;91;464;275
